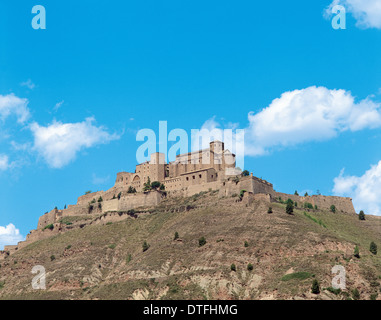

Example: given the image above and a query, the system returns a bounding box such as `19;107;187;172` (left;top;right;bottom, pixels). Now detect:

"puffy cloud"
30;117;120;168
333;162;381;216
245;86;381;156
0;94;30;124
197;86;381;169
325;0;381;29
0;223;24;250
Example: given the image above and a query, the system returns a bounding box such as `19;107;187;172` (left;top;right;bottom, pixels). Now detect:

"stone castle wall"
274;192;355;214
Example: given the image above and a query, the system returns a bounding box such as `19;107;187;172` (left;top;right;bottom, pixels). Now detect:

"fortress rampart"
0;140;357;256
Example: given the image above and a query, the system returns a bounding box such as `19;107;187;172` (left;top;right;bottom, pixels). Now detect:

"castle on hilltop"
115;141;237;192
0;140;356;255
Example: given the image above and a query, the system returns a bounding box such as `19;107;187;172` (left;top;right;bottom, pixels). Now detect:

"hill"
0;191;380;300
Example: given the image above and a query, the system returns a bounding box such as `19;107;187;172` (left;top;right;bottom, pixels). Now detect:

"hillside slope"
0;191;380;300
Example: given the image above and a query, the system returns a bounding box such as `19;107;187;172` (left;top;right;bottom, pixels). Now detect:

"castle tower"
149;152;166;182
210;141;224;168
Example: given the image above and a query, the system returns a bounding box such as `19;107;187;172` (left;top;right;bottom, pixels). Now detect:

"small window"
199;174;202;178
193;176;195;179
186;177;189;181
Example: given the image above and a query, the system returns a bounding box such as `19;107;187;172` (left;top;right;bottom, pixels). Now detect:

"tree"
239;189;247;199
294;190;299;196
267;207;273;214
354;245;360;258
247;263;253;271
143;177;152;191
330;205;336;213
199;237;207;247
286;202;294;215
231;264;236;272
242;170;250;176
174;232;179;240
151;181;161;189
359;210;365;221
98;196;103;202
304;192;309;197
160;184;165;190
311;279;320;294
370;242;377;255
127;186;136;193
117;192;122;200
286;198;294;206
244;241;249;248
142;241;150;252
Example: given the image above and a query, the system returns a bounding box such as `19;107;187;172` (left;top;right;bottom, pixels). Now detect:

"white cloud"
245;86;381;156
0;223;24;250
197;86;381;169
20;79;36;90
333;162;381;216
0;94;30;124
325;0;381;29
0;154;9;171
53;100;64;112
30;117;120;168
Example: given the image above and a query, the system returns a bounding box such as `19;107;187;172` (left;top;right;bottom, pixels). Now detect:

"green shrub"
326;286;341;295
244;241;249;248
247;263;253;271
98;196;103;202
117;192;122;200
281;272;312;281
294;190;299;196
199;237;207;247
0;281;5;289
359;210;366;220
330;205;336;213
85;190;92;195
174;232;179;240
286;202;294;215
106;222;112;225
127;186;137;193
151;181;161;189
239;189;247;198
108;244;116;249
352;288;360;300
370;242;378;255
44;224;54;230
142;241;150;252
267;207;273;214
242;170;250;176
311;279;320;294
126;254;132;263
65;245;72;250
354;245;360;258
370;293;378;300
50;255;56;261
304;202;313;209
231;264;236;272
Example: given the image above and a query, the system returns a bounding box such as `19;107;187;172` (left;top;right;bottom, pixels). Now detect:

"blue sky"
1;0;381;248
